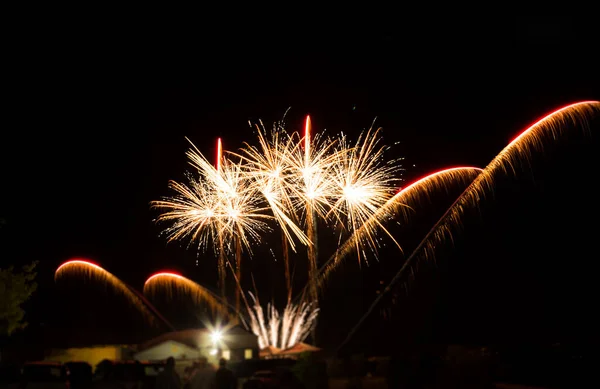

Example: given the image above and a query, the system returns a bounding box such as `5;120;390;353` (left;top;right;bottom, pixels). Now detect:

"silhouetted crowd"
157;356;236;389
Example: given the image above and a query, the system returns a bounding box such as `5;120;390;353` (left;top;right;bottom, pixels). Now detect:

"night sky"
2;14;599;354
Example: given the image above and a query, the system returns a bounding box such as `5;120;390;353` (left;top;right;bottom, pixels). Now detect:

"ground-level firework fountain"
246;292;319;350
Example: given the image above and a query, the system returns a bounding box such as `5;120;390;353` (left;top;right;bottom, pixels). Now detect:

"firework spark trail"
224;260;254;329
124;281;177;331
247;292;269;348
278;303;291;348
306;202;319;309
282;231;292;303
55;259;157;326
216;137;222;172
336;101;600;353
282;301;319;348
269;166;481;315
216;138;227;300
231;119;304;302
335;177;481;353
297;116;323;319
415;101;600;264
215;137;245;316
143;272;229;316
311;166;484;291
268;304;280;348
235;234;243;320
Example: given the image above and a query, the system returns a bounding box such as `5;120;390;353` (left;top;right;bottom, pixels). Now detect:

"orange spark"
55;259;105;276
216;137;222;172
145;271;186;285
304;115;311;167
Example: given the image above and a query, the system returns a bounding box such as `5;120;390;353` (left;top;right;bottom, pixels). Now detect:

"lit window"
222;350;231;360
244;349;253;359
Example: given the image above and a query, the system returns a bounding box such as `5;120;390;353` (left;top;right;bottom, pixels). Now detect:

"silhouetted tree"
0;261;38;335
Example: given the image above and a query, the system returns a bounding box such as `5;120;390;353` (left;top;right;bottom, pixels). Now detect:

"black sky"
2;13;599;352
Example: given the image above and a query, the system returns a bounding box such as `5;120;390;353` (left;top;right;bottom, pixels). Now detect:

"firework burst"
152;113;408;333
233;120;309;251
151;138;275;311
327;126;403;265
153;113;408;339
151;140;273;257
284;116;341;219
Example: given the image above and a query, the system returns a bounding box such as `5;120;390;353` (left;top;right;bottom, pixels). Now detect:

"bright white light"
210;348;218;356
210;330;222;344
227;209;240;218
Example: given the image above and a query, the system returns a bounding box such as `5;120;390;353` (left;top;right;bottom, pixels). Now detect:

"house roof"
138;325;258;352
139;329;208;351
259;345;281;357
278;342;321;355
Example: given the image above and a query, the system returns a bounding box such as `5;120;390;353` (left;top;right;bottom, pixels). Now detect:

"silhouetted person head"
96;360;114;381
198;356;208;368
165;357;175;369
219;358;226;367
